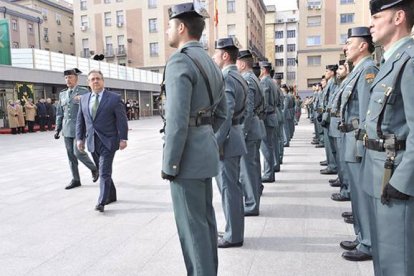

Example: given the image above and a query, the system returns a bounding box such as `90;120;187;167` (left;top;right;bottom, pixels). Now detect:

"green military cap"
168;1;209;19
237;50;253;59
259;61;272;69
215;37;240;50
369;0;410;15
326;64;339;71
348;27;372;38
64;68;82;76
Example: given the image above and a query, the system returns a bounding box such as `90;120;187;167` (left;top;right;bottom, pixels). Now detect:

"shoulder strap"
376;56;410;138
181;48;214;107
228;70;247;119
250;75;264;113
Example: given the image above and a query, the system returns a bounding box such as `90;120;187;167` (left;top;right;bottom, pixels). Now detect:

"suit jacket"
162;41;227;178
215;64;247;158
363;38;414;198
56;85;90;138
24;102;37;121
76;89;128;153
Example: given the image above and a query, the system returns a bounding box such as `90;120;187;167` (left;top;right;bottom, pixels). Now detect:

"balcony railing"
116;46;126;56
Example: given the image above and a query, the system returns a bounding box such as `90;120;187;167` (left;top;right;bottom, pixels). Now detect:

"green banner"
0;19;11;65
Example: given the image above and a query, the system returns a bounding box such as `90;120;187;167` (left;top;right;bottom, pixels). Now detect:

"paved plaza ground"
0;116;374;275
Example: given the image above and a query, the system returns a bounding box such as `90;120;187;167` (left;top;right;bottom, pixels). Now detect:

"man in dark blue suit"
76;69;128;212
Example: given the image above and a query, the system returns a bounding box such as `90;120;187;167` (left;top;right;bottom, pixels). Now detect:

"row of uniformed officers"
160;2;298;275
307;0;414;275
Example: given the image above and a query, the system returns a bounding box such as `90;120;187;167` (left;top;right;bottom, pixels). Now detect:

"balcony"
80;49;93;58
105;47;115;57
116;46;126;57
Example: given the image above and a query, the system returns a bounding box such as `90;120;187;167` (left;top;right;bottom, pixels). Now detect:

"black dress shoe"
92;170;99;182
344;216;354;224
95;204;104;212
244;211;259;217
273;165;280;172
328;177;338;184
342;249;372;261
329;180;342;187
105;197;117;205
331;193;350;201
340;239;359;250
262;178;275;183
320;168;337;175
284;144;290;147
342;211;353;218
65;180;81;190
315;144;325;148
311;140;319;145
320;160;328;166
217;237;243;248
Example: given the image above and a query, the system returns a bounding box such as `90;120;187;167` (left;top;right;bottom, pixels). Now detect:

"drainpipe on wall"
37;18;41;49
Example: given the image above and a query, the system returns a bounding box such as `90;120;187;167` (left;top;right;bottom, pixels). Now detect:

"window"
28;23;33;33
287;72;296;80
82;38;89;57
118;35;125;54
12;41;19;48
340;34;347;44
227;0;235;13
287;30;296;38
148;0;156;8
287;58;296;66
104;0;111;3
116;0;123;2
227;24;236;38
307;36;321;46
275;59;284;66
150;42;159;57
275;45;284;53
340;0;354;4
340;13;354;24
56;14;62;25
80;0;87;11
81;15;88;27
275;31;283;39
307;55;321;66
44;27;49;36
104;12;111;26
287;44;296;52
200;33;208;49
57;31;62;42
307;16;321;27
149;18;157;33
116;10;124;25
69;17;73;26
11;19;18;31
41;8;48;19
106;36;113;56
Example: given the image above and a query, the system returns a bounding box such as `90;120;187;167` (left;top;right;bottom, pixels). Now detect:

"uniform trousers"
216;156;244;244
170;178;218;276
64;137;97;182
240;139;260;214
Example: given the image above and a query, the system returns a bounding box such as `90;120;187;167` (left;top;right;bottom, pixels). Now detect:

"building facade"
265;6;299;86
297;0;371;93
73;0;266;72
0;0;42;49
10;0;75;55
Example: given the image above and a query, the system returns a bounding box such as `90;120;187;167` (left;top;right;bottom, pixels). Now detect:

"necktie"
92;94;100;119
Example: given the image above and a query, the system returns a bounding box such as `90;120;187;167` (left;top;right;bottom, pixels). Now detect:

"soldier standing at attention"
361;0;414;274
55;68;99;190
338;27;378;262
161;2;227;275
259;61;278;183
213;37;247;248
236;50;264;216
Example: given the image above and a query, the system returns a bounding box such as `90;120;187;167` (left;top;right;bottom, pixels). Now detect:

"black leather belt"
188;116;213;127
338;123;355;133
364;138;406;152
266;111;275;114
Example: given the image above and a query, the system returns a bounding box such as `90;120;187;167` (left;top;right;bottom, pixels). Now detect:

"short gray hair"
88;69;104;79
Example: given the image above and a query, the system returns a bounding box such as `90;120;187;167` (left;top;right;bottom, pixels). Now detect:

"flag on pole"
0;19;12;65
214;0;218;26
